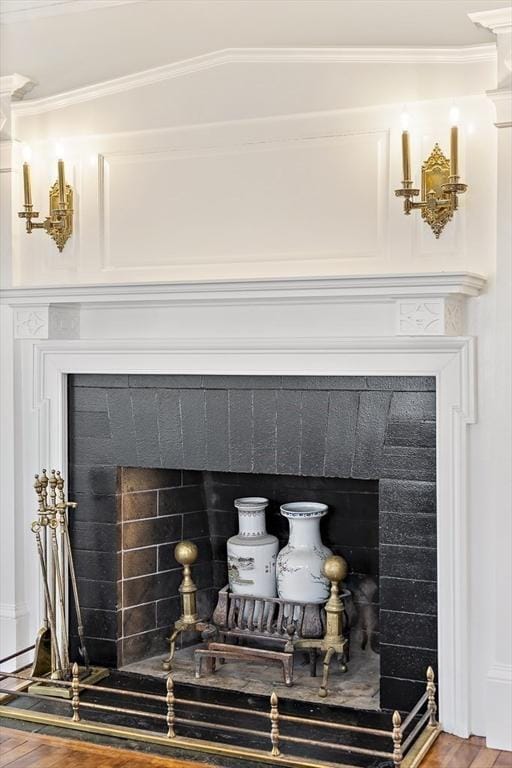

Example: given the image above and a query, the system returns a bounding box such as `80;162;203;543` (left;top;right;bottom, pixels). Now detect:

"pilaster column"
0;75;34;660
470;7;512;752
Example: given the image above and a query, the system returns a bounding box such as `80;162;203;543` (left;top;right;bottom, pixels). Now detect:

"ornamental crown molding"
487;87;512;125
0;73;35;100
11;45;496;118
0;0;140;25
469;7;512;34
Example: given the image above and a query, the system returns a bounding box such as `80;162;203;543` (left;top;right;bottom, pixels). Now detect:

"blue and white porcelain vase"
276;502;332;604
227;497;279;597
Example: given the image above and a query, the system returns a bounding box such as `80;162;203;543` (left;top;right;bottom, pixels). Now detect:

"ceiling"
1;0;508;99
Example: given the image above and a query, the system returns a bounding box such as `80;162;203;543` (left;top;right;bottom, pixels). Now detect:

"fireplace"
68;372;437;712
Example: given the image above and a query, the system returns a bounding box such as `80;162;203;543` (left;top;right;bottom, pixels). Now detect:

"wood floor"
0;725;511;767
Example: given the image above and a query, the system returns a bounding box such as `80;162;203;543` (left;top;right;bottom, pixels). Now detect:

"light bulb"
22;144;32;163
449;106;460;126
400;111;410;132
55;141;65;160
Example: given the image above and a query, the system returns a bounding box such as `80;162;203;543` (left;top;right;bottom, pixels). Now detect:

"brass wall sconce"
18;151;73;252
395;111;467;238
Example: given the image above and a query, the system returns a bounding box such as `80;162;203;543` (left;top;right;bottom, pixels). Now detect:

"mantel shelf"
0;271;487;308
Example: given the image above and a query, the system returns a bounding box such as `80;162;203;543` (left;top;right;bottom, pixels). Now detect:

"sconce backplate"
421;144;452;237
49;182;73;252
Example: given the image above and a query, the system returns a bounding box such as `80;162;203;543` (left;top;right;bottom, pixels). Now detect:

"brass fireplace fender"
0;649;441;768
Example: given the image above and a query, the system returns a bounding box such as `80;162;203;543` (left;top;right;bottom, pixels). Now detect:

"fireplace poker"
56;471;90;673
31;519;64;677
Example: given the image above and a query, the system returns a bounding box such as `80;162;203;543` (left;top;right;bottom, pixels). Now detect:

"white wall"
6;53;497;287
1;40;510;748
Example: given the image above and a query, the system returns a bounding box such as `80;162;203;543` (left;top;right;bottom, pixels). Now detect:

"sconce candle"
401;130;411;182
450;125;458;177
57;159;66;208
23;162;32;207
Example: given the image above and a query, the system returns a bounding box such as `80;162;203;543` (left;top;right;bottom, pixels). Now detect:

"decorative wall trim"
11;45;496;117
0;272;487;308
25;332;475;738
469;8;512;34
13;305;80;339
396;297;464;336
0;0;140;25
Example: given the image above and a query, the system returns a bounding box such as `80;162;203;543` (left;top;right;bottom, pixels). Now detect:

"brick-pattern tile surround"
68;373;436;709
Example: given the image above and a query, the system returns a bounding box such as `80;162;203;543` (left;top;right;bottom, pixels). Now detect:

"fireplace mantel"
0;271;487;340
0;269;487;742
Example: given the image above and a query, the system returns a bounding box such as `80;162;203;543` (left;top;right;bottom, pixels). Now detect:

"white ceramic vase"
227;497;279;597
276;502;332;604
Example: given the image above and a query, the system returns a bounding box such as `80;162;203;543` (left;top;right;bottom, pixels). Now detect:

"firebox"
68;373;437;712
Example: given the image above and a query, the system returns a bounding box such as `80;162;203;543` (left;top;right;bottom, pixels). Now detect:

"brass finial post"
166;672;175;738
269;691;281;757
295;554;349;698
426;666;437;726
162;541;210;671
392;710;403;767
71;662;81;722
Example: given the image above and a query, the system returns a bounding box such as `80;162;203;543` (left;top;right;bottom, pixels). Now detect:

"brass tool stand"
162;541;211;671
29;470;108;698
294;555;349;698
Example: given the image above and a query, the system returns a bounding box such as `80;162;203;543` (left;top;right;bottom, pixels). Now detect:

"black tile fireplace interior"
68;373;437;713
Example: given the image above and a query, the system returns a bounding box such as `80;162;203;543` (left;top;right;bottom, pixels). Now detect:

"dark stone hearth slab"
128;374;203;388
157;390;184;467
123;547;157;579
205;389;230;470
228;389;253;472
70;387;109;412
253;390;277;474
75;578;118;611
380;643;438;681
324;391;359;477
72;493;117;524
384;420;436;447
107;389;138;465
379;512;436;548
380;577;437;616
70;411;111;439
73;549;117;581
70;466;118;495
123;602;157;637
380;610;437;649
121;467;182;493
122;490;157;520
181;389;207;468
367;376;435;391
379;479;436;514
73;374;129;388
352;391;392;478
71;437;114;466
300;390;330;475
123;515;182;550
204;374;283;390
380;447;436;482
380;544;436;581
68;520;118;553
131;389;161;467
68;373;437;695
389;392;436;421
123;570;182;608
158;485;204;516
276;389;302;474
380;676;427;711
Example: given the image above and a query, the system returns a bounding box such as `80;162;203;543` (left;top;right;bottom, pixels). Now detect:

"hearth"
67;372;437;713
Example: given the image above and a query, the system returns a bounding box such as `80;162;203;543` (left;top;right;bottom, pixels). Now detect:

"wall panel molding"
11;45;496;118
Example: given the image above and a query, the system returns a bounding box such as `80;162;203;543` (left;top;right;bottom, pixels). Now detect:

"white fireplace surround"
1;269;506;745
